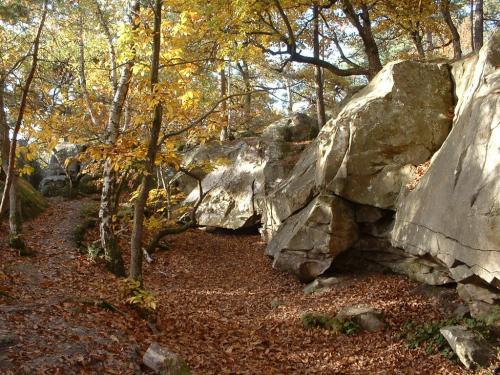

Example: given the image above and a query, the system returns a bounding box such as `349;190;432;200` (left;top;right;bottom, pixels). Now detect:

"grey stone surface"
316;60;453;209
336;305;386;332
188;114;317;230
267;194;358;282
440;325;495;369
143;342;191;375
392;32;500;285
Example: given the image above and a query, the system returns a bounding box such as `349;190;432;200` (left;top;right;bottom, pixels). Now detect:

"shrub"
398;317;499;359
121;279;158;318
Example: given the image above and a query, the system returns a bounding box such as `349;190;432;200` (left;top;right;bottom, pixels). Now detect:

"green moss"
398;317;499;359
0;178;48;220
301;312;343;333
301;312;362;335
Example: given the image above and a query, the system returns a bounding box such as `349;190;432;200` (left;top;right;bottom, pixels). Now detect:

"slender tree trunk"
99;0;140;277
226;65;232;139
0;1;48;215
412;32;426;58
130;0;163;282
313;3;326;128
341;1;382;79
470;0;475;51
219;67;228;141
473;0;483;50
440;0;462;59
8;181;20;234
239;61;252;129
286;77;293;115
426;31;434;52
0;92;20;235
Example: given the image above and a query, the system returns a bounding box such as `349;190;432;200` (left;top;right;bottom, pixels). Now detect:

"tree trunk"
99;0;140;277
412;32;426;58
313;3;326;128
473;0;483;50
0;0;48;216
8;180;21;235
219;67;228;141
470;0;475;51
426;31;434;52
440;0;462;59
239;61;252;129
1;85;21;240
286;77;293;115
130;0;163;282
341;1;382;79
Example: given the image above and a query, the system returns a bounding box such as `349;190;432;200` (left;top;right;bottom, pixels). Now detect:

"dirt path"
1;198;469;374
0;198;145;375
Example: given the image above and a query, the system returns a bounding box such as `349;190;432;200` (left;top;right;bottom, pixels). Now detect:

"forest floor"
0;197;479;374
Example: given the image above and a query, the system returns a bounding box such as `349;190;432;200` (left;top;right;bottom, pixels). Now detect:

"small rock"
303;279;320;295
440;325;495;370
457;283;499;305
143;343;191;375
304;277;341;294
469;301;500;326
451;304;470;319
449;265;474;282
336;306;386;332
318;277;341;288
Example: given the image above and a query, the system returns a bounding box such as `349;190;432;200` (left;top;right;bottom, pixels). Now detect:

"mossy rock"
0;178;48;220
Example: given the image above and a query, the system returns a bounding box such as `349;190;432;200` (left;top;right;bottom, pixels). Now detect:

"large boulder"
45;142;81;178
0;177;48;219
261;140;317;241
267;194;358;282
391;32;500;289
192;140;265;229
187;114;317;230
317;60;453;209
265;60;454;279
39;142;83;197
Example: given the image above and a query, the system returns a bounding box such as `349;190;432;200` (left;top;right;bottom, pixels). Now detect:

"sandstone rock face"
391;32;500;287
264;60;454;281
188;114;317;230
45;142;81;178
177;142;243;195
262;112;318;142
193;141;265;229
260;140;317;241
267;194;358;282
317;60;453;209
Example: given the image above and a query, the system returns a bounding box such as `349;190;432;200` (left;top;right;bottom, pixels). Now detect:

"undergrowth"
73;202;99;248
301;312;361;336
398;317;499;360
121;279;158;319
